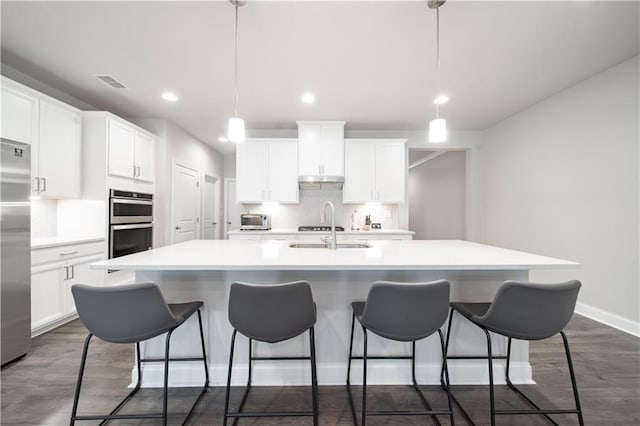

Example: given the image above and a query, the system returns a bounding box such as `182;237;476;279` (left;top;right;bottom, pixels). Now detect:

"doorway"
223;178;243;239
202;174;221;239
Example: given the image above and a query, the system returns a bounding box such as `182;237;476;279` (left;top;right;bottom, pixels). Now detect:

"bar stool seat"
347;280;455;426
223;280;318;426
444;280;585;425
69;282;209;426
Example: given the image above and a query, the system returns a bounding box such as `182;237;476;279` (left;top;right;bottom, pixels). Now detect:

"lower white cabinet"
31;240;104;336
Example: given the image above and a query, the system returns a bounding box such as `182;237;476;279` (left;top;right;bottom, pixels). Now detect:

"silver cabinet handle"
175;226;182;230
60;251;78;256
213;222;217;225
34;177;40;193
70;265;75;280
63;266;69;281
133;164;137;178
136;166;141;178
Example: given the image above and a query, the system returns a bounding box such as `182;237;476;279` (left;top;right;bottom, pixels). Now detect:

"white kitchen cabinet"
31;240;104;337
107;118;155;182
297;121;345;177
343;139;406;204
236;138;298;203
35;99;82;198
1;78;37;145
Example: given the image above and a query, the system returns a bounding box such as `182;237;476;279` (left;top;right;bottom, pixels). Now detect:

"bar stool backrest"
229;281;316;343
478;280;581;340
361;280;450;341
72;283;179;344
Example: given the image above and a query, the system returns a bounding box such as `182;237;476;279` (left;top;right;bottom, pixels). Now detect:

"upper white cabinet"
343;139;406;204
297;121;345;177
1;79;37;145
236;138;298;203
107;118;155;182
82;112;156;199
1;77;81;199
36;100;81;198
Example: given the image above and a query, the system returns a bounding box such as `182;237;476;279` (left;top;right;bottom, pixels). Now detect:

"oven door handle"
111;223;153;231
111;198;153;205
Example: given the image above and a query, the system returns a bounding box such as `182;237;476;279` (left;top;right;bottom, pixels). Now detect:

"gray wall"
480;56;639;333
409;152;467;239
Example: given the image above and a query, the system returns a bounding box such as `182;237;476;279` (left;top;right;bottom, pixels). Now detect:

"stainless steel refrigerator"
1;138;31;366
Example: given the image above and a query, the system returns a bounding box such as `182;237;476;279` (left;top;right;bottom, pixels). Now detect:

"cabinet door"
268;140;298;203
375;143;405;203
1;84;37;145
297;124;322;176
107;119;135;179
134;132;155;182
65;257;105;315
31;266;64;329
236;141;267;203
343;142;375;203
321;124;344;176
38;100;81;198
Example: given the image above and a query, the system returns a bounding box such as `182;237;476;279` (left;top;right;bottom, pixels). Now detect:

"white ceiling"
1;1;638;154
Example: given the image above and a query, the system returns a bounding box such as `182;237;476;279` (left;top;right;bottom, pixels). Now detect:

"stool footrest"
251;356;310;361
72;413;164;421
226;411;315;418
140;356;205;362
496;409;581;415
446;355;508;360
350;355;413;360
367;410;452;417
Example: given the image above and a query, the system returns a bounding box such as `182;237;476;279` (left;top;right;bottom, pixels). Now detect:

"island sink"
289;242;372;249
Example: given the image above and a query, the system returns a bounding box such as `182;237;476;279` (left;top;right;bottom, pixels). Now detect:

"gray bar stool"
69;283;209;426
346;279;455;426
223;280;318;426
443;280;584;425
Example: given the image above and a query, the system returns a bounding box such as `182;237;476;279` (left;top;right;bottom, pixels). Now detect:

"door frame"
201;173;221;239
170;160;200;244
223;178;236;240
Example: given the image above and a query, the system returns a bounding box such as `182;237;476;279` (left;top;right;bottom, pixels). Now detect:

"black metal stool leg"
561;331;585;426
223;329;237;426
484;329;496;426
362;327;368;426
70;334;93;426
440;308;455;386
162;329;174;426
310;327;319;426
438;329;455;426
197;309;210;387
346;311;358;425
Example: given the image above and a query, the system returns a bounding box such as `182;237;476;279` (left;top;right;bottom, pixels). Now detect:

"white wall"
409;151;467;239
135;119;224;247
480;56;639;334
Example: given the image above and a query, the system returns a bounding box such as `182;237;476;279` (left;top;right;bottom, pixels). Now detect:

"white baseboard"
131;360;533;388
31;312;78;338
576;302;640;337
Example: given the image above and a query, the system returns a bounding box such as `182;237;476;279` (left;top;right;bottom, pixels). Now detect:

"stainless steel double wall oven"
109;189;153;259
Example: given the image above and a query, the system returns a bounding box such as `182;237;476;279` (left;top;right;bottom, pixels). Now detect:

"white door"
107;119;135;179
171;163;200;243
202;175;220;239
38;100;81;198
224;179;242;239
134;132;155;182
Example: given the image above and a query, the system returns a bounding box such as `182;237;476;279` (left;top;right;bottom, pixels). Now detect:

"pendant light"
428;0;447;143
228;0;246;143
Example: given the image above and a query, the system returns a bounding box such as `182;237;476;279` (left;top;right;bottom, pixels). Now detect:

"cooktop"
298;226;345;232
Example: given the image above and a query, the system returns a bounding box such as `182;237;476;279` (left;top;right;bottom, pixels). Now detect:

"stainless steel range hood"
298;175;344;190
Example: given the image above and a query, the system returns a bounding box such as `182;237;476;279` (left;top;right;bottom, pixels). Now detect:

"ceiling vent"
96;75;126;89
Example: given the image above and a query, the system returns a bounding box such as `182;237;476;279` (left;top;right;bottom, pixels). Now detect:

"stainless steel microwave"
240;214;271;230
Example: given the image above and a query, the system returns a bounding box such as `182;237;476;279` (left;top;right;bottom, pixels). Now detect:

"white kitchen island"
92;239;578;388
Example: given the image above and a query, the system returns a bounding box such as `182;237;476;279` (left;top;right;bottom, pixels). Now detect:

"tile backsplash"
243;189;399;230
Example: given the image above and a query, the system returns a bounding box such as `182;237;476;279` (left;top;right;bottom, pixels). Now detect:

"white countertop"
32;235;105;249
92;239;578;271
227;228;415;235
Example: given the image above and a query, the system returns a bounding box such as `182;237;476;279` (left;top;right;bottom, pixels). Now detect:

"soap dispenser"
363;215;371;231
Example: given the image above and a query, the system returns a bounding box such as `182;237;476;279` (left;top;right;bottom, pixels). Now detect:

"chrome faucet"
320;201;337;250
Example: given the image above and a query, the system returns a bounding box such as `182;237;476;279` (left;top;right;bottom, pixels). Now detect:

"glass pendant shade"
429;118;447;143
228;117;245;143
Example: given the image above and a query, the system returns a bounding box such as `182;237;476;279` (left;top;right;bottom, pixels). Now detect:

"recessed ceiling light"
161;92;178;102
301;93;315;104
218;136;228;142
434;95;449;105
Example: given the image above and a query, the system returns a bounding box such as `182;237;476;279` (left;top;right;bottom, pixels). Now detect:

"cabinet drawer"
32;241;104;266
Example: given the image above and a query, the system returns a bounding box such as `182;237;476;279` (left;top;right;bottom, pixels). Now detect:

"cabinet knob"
175;226;182;230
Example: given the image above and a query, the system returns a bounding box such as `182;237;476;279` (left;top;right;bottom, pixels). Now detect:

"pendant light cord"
234;4;240;118
435;2;441;119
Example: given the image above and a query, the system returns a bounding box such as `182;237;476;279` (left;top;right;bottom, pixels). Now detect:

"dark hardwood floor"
1;315;638;425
